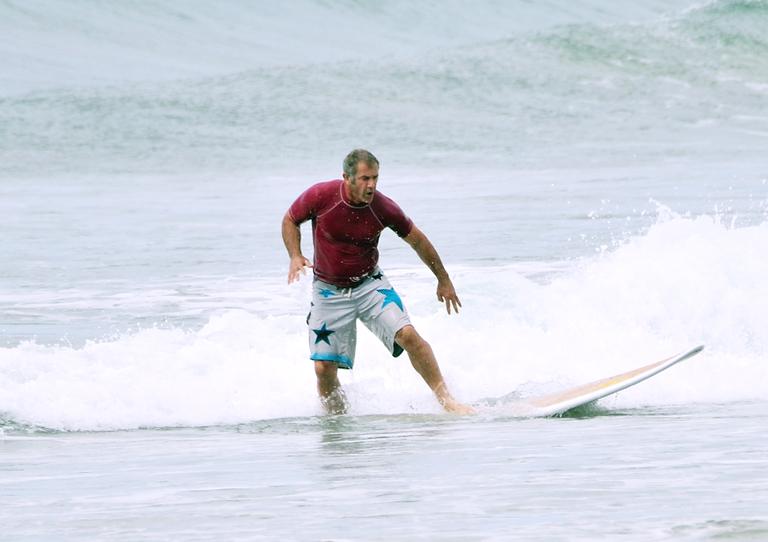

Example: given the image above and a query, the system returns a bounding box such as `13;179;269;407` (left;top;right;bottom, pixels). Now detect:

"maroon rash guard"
287;179;414;287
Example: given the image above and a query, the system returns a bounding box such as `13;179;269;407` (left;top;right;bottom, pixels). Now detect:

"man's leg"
314;361;347;414
395;325;474;414
307;278;357;415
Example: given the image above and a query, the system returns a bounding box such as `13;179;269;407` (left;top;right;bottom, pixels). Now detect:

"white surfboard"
518;345;704;417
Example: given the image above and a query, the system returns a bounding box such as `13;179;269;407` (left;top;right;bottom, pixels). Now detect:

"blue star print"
319;288;335;298
377;288;403;311
313;322;335;345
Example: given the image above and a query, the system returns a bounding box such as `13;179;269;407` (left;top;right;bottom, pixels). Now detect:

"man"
282;149;473;414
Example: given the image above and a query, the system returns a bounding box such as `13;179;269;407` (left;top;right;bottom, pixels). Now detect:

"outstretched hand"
288;255;313;284
437;278;462;314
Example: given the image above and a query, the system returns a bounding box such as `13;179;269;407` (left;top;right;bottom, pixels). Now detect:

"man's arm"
282;212;312;284
403;225;461;314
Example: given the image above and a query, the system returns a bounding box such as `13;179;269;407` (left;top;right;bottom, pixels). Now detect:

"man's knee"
395;325;424;352
314;361;338;381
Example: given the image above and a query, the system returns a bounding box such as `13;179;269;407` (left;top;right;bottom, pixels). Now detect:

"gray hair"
343;149;379;178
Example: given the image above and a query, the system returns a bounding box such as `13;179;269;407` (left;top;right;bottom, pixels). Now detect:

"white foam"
1;212;766;430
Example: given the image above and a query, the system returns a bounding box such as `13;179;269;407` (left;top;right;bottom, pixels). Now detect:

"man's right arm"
282;212;312;284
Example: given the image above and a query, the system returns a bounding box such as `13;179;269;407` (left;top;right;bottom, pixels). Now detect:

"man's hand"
404;226;461;314
282;214;311;284
437;278;462;314
288;255;312;284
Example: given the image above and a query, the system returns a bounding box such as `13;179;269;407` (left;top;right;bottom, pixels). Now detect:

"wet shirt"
287;179;414;287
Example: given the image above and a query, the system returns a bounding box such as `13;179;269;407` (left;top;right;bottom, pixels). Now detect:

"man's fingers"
288;259;312;284
437;290;462;315
288;266;302;284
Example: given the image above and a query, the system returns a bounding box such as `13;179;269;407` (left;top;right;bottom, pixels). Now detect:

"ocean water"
2;1;767;540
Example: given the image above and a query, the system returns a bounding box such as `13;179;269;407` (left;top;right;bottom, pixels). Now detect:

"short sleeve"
375;194;414;238
287;185;320;225
389;208;414;238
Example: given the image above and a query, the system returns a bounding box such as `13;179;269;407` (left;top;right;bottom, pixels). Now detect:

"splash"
1;212;765;431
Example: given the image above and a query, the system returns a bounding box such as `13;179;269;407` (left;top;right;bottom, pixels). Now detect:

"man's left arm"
403;225;462;314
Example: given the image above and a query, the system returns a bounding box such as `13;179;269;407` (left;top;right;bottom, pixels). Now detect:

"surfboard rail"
523;345;704;417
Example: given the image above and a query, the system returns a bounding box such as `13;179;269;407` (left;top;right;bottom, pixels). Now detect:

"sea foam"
1;211;765;431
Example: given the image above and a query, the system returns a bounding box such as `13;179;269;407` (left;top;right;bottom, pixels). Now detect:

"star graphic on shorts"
371;272;383;280
313;322;335;345
377;288;403;311
319;288;335;298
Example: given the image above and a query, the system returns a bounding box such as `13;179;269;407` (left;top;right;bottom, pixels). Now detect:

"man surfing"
282;149;473;415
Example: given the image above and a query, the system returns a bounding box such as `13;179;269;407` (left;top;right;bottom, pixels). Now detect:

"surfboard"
518;345;704;417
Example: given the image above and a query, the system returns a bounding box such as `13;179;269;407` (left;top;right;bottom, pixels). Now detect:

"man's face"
344;161;379;205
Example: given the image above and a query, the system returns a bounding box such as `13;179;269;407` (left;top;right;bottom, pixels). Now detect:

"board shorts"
306;268;411;370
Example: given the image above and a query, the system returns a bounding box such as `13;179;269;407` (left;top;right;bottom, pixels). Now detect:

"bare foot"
441;397;476;415
320;388;348;415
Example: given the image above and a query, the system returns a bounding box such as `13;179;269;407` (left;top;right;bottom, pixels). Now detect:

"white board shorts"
307;268;411;370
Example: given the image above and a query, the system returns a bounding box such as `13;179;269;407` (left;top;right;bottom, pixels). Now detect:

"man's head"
342;149;379;205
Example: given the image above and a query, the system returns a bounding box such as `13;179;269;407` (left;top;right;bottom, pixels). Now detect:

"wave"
2;1;766;176
0;0;698;93
2;210;765;432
